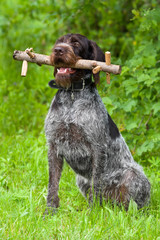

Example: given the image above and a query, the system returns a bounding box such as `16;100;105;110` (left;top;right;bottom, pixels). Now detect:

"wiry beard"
54;68;89;89
55;71;72;89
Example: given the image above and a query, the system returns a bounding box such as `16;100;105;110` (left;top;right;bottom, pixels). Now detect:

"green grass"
0;131;160;239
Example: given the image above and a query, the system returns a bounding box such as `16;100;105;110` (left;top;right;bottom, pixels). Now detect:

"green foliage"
0;0;159;159
112;8;160;159
100;7;160;160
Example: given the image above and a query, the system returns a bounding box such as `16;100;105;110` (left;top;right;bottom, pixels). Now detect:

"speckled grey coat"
45;86;150;211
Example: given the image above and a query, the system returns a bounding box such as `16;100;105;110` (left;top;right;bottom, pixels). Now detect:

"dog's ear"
89;40;105;62
50;51;57;76
89;40;105;85
54;67;57;76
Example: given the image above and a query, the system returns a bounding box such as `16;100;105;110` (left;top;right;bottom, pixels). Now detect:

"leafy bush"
104;8;160;160
0;0;159;160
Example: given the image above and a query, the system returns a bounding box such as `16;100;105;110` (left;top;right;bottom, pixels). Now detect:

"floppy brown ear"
93;73;101;85
54;67;57;76
89;40;105;85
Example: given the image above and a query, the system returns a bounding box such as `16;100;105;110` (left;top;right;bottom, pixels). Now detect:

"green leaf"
136;140;155;156
137;74;150;83
121;66;130;76
121;100;137;112
102;97;112;105
152;102;160;115
143;56;157;68
125;122;137;131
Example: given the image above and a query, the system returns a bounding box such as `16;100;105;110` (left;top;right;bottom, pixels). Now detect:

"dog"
45;33;150;214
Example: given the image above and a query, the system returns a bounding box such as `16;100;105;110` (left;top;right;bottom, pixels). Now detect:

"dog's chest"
45;90;105;141
45;90;107;177
45;96;97;146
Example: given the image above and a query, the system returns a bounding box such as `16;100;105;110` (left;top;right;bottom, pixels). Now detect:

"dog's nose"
54;47;64;56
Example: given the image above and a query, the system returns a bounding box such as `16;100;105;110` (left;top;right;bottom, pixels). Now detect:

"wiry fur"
45;34;150;213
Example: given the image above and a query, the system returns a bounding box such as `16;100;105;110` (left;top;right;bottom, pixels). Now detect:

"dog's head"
50;34;105;88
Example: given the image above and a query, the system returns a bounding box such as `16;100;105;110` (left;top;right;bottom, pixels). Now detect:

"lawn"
0;130;160;239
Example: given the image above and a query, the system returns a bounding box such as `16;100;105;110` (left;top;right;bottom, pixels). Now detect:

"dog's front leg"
89;161;103;206
45;143;63;215
89;179;103;206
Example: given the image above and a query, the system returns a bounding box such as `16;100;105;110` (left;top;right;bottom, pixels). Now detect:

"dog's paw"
43;207;58;218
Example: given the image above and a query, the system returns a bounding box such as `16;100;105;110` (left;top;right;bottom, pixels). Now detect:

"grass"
0;130;160;239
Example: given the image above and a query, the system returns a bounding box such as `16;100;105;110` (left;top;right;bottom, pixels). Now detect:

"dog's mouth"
54;67;79;88
56;67;76;75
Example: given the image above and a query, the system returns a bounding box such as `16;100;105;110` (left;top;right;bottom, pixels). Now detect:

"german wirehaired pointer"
45;33;150;213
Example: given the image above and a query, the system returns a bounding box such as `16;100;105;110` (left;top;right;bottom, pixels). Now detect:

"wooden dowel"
26;48;35;59
92;66;102;74
13;50;121;75
105;51;111;84
21;60;28;77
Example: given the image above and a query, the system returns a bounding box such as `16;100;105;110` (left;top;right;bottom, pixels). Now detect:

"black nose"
54;46;64;56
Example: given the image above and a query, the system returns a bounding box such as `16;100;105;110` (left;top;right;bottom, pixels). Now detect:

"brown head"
50;33;105;88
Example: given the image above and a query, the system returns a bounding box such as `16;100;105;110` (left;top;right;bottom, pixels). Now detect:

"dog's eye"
72;41;80;47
